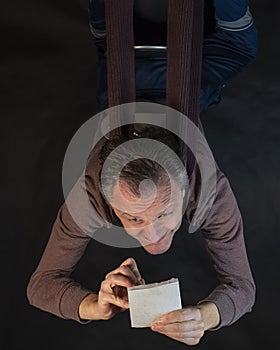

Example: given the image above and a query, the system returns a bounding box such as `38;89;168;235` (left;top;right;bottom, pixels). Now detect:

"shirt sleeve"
26;175;107;323
186;164;256;329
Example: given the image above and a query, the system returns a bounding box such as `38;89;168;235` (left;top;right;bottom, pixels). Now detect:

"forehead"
110;179;181;215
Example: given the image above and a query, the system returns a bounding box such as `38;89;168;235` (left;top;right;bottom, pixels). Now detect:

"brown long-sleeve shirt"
26;131;256;329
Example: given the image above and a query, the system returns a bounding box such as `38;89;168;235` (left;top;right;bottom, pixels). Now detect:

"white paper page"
127;277;182;328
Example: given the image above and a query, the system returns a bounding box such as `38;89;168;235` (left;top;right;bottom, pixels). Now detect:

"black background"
1;1;279;349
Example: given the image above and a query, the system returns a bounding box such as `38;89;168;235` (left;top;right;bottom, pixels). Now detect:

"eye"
158;212;173;219
128;217;142;224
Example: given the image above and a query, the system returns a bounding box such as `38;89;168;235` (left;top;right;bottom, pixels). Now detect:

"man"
27;124;255;346
27;0;257;346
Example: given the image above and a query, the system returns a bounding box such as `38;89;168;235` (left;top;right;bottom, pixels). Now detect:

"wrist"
78;293;100;321
197;301;220;330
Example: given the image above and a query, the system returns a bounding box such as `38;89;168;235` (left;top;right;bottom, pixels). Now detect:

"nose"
141;221;164;244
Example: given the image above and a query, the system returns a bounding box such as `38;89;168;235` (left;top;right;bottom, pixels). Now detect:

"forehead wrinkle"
118;177;171;197
111;177;181;216
119;189;176;218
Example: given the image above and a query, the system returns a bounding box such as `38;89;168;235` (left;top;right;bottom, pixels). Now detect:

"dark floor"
1;1;279;349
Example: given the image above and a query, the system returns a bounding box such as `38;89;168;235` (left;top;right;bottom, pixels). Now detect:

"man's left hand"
151;303;220;346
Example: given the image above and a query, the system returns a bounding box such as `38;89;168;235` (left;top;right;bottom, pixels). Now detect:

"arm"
27;166;145;323
26;201;95;323
26;174;106;323
27;205;144;323
197;167;256;329
198;4;257;323
151;164;255;345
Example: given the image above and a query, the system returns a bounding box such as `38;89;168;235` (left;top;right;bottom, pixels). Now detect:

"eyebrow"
121;212;141;219
120;204;175;219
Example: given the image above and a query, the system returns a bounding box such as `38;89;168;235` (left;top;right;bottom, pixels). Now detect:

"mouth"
152;221;182;244
148;230;173;246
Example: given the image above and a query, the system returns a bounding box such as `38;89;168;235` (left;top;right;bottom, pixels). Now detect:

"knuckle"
182;308;191;319
98;290;104;300
102;314;112;321
176;323;183;333
105;272;112;280
119;266;130;275
127;257;135;264
105;274;113;284
198;321;205;329
179;311;185;322
189;338;200;346
123;257;134;266
175;310;184;322
199;329;205;338
195;309;201;319
100;280;107;290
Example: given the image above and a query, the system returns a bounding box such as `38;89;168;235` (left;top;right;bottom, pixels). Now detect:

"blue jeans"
89;0;258;112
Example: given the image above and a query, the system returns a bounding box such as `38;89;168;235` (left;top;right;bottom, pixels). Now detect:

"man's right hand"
78;257;145;321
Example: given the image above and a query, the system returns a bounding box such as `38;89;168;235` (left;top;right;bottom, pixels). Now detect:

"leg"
91;0;258;113
200;0;258;111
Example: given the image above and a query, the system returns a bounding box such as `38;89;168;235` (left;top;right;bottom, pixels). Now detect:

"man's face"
110;178;185;255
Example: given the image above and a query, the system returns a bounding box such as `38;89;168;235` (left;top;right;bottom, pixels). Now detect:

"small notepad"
127;277;182;328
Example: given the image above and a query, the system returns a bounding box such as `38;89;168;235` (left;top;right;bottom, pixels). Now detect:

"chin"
143;245;171;255
142;235;173;255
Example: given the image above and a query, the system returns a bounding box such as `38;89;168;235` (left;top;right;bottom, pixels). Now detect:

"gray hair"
98;125;189;203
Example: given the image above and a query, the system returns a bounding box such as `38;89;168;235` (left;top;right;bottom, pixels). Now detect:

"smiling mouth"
148;230;173;246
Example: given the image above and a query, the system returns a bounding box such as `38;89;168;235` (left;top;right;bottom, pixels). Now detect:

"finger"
161;330;204;340
151;327;202;346
170;336;201;346
113;285;128;300
121;257;142;282
153;307;202;324
99;291;129;309
106;265;140;285
184;338;201;346
155;333;202;345
101;274;134;293
151;320;204;335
